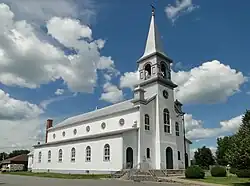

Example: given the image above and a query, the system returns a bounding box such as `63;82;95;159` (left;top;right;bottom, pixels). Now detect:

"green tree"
0;152;8;160
8;150;30;158
216;136;233;166
194;146;215;169
226;110;250;170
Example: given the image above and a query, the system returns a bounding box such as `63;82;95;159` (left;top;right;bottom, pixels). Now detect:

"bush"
229;167;237;174
210;166;227;177
185;165;205;179
236;169;250;178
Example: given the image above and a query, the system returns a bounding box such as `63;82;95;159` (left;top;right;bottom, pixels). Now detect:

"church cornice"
138;76;178;89
137;51;173;64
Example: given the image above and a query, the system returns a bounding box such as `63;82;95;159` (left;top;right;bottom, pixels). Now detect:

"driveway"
0;174;186;186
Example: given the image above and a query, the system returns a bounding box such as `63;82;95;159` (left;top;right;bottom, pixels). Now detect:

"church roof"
49;99;137;131
138;9;168;61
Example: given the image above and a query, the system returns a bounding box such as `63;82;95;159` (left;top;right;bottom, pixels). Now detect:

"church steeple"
138;6;169;62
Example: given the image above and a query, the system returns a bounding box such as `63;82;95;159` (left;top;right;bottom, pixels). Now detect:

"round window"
53;133;56;139
73;129;77;135
62;131;65;137
86;126;90;132
119;118;125;125
101;122;106;129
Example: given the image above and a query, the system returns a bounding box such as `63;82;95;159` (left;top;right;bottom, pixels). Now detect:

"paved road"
0;174;186;186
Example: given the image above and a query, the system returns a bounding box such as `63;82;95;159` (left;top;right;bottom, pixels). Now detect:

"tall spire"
138;6;168;61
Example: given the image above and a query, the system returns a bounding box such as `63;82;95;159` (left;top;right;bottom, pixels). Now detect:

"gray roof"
50;99;137;131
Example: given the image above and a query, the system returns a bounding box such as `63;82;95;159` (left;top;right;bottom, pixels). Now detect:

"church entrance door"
185;153;189;168
166;147;173;169
126;147;133;169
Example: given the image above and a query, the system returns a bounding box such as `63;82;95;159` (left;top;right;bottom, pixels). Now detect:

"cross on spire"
150;4;155;16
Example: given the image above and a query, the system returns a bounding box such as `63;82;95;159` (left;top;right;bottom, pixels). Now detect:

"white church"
28;9;192;174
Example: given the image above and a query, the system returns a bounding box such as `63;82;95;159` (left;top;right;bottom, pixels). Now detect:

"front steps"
112;169;185;182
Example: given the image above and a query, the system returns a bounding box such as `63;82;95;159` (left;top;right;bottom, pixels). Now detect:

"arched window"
48;150;51;163
163;109;170;133
146;148;150;159
104;144;110;161
145;114;150;131
86;146;91;162
71;148;76;162
178;151;181;160
58;149;63;162
175;122;180;136
145;64;152;79
160;63;166;78
38;152;42;163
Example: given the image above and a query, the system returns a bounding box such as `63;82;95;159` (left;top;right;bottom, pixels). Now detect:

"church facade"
29;10;192;174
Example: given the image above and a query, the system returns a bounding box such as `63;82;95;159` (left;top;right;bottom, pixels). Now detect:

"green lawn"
193;176;250;186
2;171;109;179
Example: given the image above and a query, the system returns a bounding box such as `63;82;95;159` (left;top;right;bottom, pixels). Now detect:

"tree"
194;146;215;169
8;150;30;158
0;152;8;160
216;136;233;166
226;110;250;170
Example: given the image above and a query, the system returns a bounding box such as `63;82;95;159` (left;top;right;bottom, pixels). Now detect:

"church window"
119;118;125;125
71;148;76;162
73;129;77;135
86;146;91;162
38;152;42;163
103;144;110;161
58;149;63;162
178;151;181;160
53;133;56;139
145;114;150;130
101;122;106;129
86;126;90;132
160;63;167;78
144;64;152;79
62;131;65;137
146;148;150;159
48;150;51;163
175;122;180;136
163;109;171;133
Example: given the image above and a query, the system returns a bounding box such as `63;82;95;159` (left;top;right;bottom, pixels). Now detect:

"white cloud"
172;60;247;104
55;89;64;96
185;114;242;140
0;89;43;120
0;4;118;93
247;91;250;95
165;0;199;23
120;71;140;89
100;82;124;103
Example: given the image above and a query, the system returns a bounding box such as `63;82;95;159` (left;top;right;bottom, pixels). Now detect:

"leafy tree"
226;110;250;170
8;150;30;158
0;152;8;160
194;146;215;169
216;136;233;166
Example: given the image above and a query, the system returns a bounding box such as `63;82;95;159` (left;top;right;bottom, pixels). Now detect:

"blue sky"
0;0;249;154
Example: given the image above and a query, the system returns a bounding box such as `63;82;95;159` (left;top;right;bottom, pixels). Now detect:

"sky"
0;0;249;158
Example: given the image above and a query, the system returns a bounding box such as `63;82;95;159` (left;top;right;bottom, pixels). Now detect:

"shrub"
185;165;205;179
210;166;227;177
236;169;250;178
229;167;237;174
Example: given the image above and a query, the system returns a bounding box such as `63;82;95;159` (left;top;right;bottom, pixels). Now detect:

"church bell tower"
136;7;177;97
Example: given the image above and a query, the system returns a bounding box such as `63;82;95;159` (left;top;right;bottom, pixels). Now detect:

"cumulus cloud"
185;114;243;140
0;4;118;93
120;71;140;89
100;82;124;103
165;0;199;23
55;89;64;95
0;89;43;121
172;60;247;104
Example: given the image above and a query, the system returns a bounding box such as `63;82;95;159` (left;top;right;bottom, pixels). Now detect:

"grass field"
2;171;109;179
193;176;250;186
